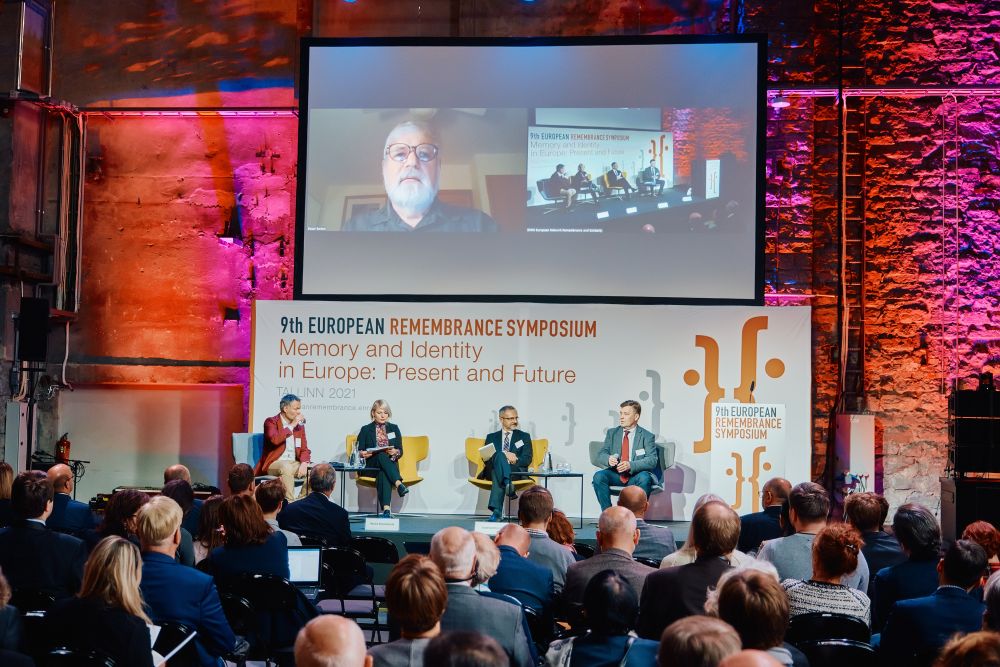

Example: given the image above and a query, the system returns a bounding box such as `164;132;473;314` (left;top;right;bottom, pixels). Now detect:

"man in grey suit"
429;526;534;667
562;506;655;619
518;485;576;594
593;400;660;511
617;486;676;562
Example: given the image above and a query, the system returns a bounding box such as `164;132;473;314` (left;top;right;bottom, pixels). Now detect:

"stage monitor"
295;36;765;304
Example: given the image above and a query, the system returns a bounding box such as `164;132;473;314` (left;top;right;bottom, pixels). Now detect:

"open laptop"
288;546;323;600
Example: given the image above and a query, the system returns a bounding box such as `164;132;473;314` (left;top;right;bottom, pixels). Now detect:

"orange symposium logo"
726;445;772;513
648;135;670;171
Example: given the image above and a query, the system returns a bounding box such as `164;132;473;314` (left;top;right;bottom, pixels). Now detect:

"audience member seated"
563;506;654;615
164;463;204;535
617;487;677;561
962;521;1000;572
708;565;807;667
369;555;445;667
519;486;576;594
227;462;256;496
737;477;790;555
423;631;509;667
160;479;197;565
782;523;871;625
844;491;905;593
719;651;784;667
0;568;22;652
45;463;97;535
545;570;659;667
662;493;754;568
0;463;13;528
295;615;372;667
430;526;533;667
936;631;1000;667
276;463;350;546
878;539;988;665
638;501;738;639
639;159;666;197
135;496;237;667
758;482;869;590
489;524;554;613
46;536;154;666
605;162;636;199
255;478;302;546
571;164;601;205
206;494;289;579
471;530;501;592
0;471;86;599
84;487;149;550
192;494;224;564
547;509;583;561
658;615;742;667
870;502;942;630
547;164;577;210
983;569;1000;631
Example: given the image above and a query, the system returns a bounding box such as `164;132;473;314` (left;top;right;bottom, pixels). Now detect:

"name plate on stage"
473;521;504;536
364;517;400;532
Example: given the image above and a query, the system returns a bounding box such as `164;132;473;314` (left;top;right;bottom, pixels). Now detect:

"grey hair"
279;394;300;410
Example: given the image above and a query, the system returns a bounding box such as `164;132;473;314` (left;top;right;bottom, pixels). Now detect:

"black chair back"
795;639;876;667
217;573;316;662
152;621;199;667
350;535;400;564
786;612;871;645
523;606;554;652
322;546;371;598
11;589;56;612
634;556;661;569
573;543;595;559
43;647;116;667
403;540;430;555
298;534;327;548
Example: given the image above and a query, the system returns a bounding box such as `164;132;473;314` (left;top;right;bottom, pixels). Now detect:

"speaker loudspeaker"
17;297;48;362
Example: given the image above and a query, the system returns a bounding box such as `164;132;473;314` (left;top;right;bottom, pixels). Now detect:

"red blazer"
255;414;311;475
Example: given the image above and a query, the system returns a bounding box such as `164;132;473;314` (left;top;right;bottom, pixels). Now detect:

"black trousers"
486;452;527;511
368;450;402;508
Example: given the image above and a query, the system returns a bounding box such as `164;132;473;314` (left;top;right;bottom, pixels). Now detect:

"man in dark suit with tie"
593;400;660;511
0;471;86;599
489;524;554;613
277;463;351;547
605;162;636;199
640;159;666;196
45;463;97;535
737;477;790;555
878;539;988;665
479;405;533;522
136;495;237;667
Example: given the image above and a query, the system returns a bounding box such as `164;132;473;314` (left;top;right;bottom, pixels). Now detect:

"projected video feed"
297;38;764;302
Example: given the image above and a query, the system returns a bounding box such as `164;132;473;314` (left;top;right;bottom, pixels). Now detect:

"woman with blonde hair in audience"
0;462;13;528
46;536;154;666
781;523;870;625
661;493;755;568
935;631;1000;667
192;493;225;563
471;530;501;590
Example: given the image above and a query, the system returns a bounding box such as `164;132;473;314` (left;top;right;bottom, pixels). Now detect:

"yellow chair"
346;435;429;509
603;170;628;199
465;437;549;494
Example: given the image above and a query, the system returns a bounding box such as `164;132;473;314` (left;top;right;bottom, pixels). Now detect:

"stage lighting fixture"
769;95;790;109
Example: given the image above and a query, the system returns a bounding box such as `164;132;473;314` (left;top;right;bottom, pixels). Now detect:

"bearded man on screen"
343;120;498;232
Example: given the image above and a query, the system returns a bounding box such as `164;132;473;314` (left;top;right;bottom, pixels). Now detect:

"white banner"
250;302;811;519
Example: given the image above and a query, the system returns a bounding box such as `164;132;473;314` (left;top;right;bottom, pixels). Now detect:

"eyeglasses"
384;143;439;163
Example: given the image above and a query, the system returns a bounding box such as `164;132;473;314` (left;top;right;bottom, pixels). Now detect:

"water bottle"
349;449;358;468
546;451;554;473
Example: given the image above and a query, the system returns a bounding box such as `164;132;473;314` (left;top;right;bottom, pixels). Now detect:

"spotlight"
769;95;791;109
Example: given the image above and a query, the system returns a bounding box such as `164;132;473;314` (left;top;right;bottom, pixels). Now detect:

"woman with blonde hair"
355;399;408;517
0;462;13;527
46;536;154;665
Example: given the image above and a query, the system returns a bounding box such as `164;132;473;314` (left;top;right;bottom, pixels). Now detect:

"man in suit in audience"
845;491;905;595
517;485;576;594
136;495;237;667
430;526;533;667
593;400;660;511
0;471;86;599
870;502;943;630
277;463;351;547
489;524;554;613
479;405;533;522
617;486;676;562
878;539;988;665
45;463;97;535
758;481;869;590
295;615;372;667
637;500;739;639
737;477;790;555
165;464;203;535
562;506;654;616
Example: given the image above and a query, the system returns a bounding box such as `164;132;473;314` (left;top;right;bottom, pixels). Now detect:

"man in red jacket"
256;393;312;501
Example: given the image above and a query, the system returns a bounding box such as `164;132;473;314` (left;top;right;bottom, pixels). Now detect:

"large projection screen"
295;37;766;304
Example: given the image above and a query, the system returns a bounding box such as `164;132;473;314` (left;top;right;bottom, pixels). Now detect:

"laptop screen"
288;547;322;585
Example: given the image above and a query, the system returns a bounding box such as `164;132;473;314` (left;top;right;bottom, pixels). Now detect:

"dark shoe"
488;508;503;522
396;482;408;497
506;482;517;499
381;509;392;518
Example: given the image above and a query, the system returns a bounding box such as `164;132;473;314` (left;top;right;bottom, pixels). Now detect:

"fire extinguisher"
56;433;71;464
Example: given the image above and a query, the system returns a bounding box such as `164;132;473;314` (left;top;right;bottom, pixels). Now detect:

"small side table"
510;471;584;528
334;465;379;510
